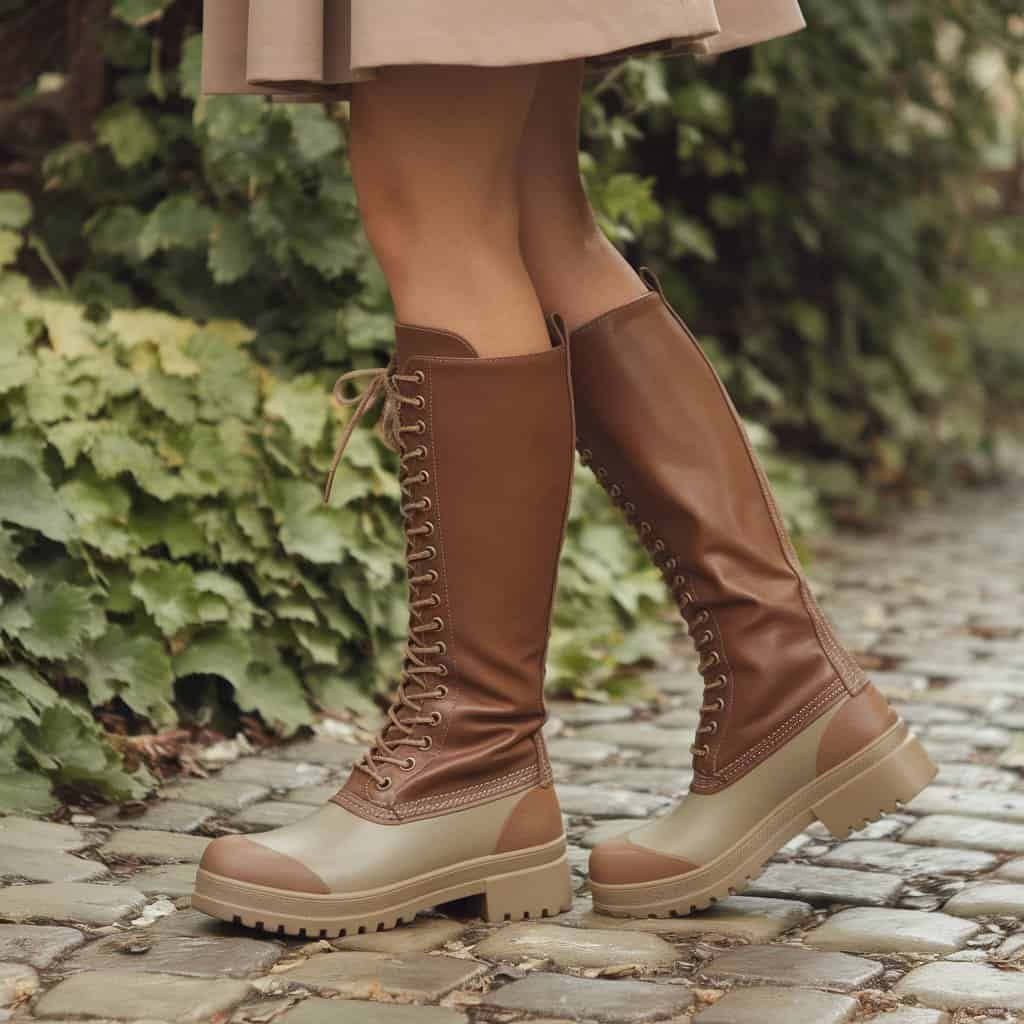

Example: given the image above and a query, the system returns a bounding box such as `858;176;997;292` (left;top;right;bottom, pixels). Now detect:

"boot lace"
579;445;727;759
326;361;448;790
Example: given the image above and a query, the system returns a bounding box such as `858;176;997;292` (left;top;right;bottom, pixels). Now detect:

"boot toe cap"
589;837;700;886
199;835;330;894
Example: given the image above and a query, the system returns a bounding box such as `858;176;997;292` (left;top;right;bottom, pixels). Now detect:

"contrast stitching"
691;678;846;791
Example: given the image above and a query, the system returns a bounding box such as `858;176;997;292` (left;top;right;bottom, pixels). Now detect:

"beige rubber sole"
591;722;936;918
192;836;573;938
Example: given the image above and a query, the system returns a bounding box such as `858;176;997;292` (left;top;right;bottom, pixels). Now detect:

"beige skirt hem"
201;0;806;100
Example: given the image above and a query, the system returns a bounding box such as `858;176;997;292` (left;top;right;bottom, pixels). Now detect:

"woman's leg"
517;60;647;332
350;64;550;357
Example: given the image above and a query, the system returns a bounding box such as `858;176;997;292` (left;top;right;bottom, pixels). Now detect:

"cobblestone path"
3;482;1024;1023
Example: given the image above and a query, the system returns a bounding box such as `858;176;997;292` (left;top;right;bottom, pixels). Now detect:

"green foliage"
580;4;1023;519
0;1;1021;807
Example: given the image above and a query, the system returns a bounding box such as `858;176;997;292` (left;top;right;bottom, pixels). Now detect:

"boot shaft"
336;324;575;820
569;278;867;787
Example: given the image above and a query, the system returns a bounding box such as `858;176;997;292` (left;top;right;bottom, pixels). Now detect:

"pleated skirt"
201;0;805;100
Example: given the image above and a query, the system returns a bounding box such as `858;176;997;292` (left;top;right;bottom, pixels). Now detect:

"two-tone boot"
569;271;937;918
192;322;576;936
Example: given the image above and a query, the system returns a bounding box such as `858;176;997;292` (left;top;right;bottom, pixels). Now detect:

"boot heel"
482;854;573;923
812;732;936;837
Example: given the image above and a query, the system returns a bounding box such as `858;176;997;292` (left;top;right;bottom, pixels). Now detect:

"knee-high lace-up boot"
569;271;936;918
193;322;576;936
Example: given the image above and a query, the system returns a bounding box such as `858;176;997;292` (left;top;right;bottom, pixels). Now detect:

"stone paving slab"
894;961;1024;1010
547;701;634;726
0;817;88;853
266;738;363;765
332;916;466;954
906;787;1024;824
0;883;146;926
693;986;859;1024
96;801;214;833
276;998;468;1023
274;952;484;1000
160;778;270;812
699;944;883;992
0;925;85;969
478;973;694;1022
805;907;980;954
547;738;621;767
230;801;313;831
473;922;678;970
126;863;199;898
746;863;903;906
578;896;812;942
867;1009;951;1024
902;814;1024;853
996;857;1024;882
33;968;252;1021
943;881;1024;918
0;848;109;884
100;830;211;864
59;931;283;979
818;838;998;876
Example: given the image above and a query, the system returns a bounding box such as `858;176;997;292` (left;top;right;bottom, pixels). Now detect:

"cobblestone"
0;882;146;926
33;969;252;1021
806;907;980;954
943;881;1024;918
818;839;998;876
0;924;85;969
473;922;678;970
894;961;1024;1010
699;944;884;991
0;848;108;884
96;800;214;833
478;973;693;1021
275;952;484;1000
100;830;211;864
902;814;1024;853
276;999;467;1024
0;961;38;1007
746;863;903;906
693;986;858;1023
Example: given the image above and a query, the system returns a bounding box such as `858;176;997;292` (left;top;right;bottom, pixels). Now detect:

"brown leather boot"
193;323;576;936
571;272;936;918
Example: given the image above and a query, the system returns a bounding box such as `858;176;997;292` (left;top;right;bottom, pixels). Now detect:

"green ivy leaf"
0;457;75;542
265;373;329;448
0;191;31;230
130;560;202;636
208;216;255;285
96;103;160;169
138;195;215;259
79;625;175;726
0;582;105;661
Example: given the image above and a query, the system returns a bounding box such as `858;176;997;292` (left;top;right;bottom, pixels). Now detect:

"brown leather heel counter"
494;786;564;854
816;683;899;776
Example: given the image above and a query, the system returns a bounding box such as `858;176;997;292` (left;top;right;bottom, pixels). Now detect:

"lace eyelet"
418;470;431;485
429;594;441;608
424;546;437;560
400;757;416;771
706;720;719;735
432;616;445;632
435;640;448;656
422;521;435;536
419;496;432;511
376;777;392;791
713;697;725;711
625;502;636;514
413;370;425;384
429;711;443;726
436;683;449;697
700;630;713;646
609;485;622;498
420;736;433;750
581;448;593;461
415;420;426;433
437;664;449;677
426;569;439;583
412;395;426;409
640;522;652;535
691;744;710;757
654;539;666;553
